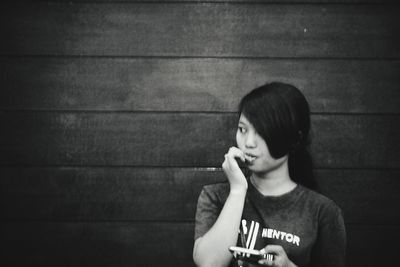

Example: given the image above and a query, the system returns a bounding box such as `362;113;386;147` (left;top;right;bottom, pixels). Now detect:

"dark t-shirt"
194;180;346;267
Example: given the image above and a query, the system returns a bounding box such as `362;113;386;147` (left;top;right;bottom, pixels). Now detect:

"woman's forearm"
193;189;246;267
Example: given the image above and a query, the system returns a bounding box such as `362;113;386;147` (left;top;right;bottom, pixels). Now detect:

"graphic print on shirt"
241;219;260;251
240;219;301;249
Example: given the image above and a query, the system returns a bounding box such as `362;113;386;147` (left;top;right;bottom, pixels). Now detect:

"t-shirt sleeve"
310;201;347;267
194;186;222;241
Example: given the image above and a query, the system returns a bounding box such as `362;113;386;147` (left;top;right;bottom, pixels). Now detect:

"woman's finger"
259;245;290;266
226;146;245;162
261;245;285;255
258;257;275;266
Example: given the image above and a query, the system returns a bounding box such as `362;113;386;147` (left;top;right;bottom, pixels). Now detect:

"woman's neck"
250;161;297;196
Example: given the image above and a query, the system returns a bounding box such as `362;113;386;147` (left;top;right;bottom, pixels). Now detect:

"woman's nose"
245;133;257;148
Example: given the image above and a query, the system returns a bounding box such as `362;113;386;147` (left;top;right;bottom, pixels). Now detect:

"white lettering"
244;222;302;247
286;233;293;243
293;235;300;246
272;229;280;239
242;220;248;235
246;221;255;249
249;222;259;251
262;228;268;238
280;231;287;240
267;229;273;238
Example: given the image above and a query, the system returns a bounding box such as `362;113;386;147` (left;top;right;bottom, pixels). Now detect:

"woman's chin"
247;164;261;173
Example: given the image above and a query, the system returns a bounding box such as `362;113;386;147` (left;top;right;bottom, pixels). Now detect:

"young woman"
193;82;346;267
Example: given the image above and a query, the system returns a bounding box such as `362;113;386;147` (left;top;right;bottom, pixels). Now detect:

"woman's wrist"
229;185;247;196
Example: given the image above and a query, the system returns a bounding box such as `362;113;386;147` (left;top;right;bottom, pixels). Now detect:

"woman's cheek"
236;134;244;150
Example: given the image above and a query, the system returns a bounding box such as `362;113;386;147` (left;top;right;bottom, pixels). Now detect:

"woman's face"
236;114;287;174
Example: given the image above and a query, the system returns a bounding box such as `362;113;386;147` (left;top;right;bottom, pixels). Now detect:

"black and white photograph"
1;0;399;266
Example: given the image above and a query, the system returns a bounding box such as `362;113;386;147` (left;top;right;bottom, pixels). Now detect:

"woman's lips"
244;153;257;163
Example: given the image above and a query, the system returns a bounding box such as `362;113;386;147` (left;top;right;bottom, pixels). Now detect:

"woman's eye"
238;126;246;134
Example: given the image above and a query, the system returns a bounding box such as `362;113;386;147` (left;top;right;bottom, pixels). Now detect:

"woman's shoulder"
298;185;343;215
299;186;346;234
301;186;342;219
202;181;230;195
200;182;230;203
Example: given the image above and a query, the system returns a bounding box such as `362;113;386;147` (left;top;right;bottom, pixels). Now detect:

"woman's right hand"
222;147;248;193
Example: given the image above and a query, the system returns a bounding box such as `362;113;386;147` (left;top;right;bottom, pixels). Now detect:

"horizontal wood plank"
1;57;399;113
1;112;398;168
1;167;399;224
346;225;399;267
0;167;223;222
0;222;397;267
0;222;195;267
1;3;399;58
25;1;399;3
315;169;400;225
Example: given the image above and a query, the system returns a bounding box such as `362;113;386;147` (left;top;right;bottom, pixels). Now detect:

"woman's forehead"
238;114;252;126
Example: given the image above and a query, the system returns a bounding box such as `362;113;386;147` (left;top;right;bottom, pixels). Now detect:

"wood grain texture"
1;57;399;113
346;225;399;267
24;1;399;3
0;222;397;267
1;112;399;168
1;3;399;57
0;167;223;222
1;1;398;267
1;167;399;224
0;222;195;267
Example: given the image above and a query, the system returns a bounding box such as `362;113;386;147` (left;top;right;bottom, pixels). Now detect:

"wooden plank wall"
1;1;399;266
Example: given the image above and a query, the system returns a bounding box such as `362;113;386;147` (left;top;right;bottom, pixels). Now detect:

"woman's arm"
193;189;246;267
310;202;346;267
193;147;248;267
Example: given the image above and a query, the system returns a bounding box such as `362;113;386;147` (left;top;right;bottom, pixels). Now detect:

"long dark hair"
238;82;317;190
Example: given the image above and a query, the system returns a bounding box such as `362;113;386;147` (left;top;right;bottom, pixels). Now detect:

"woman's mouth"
244;153;257;163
